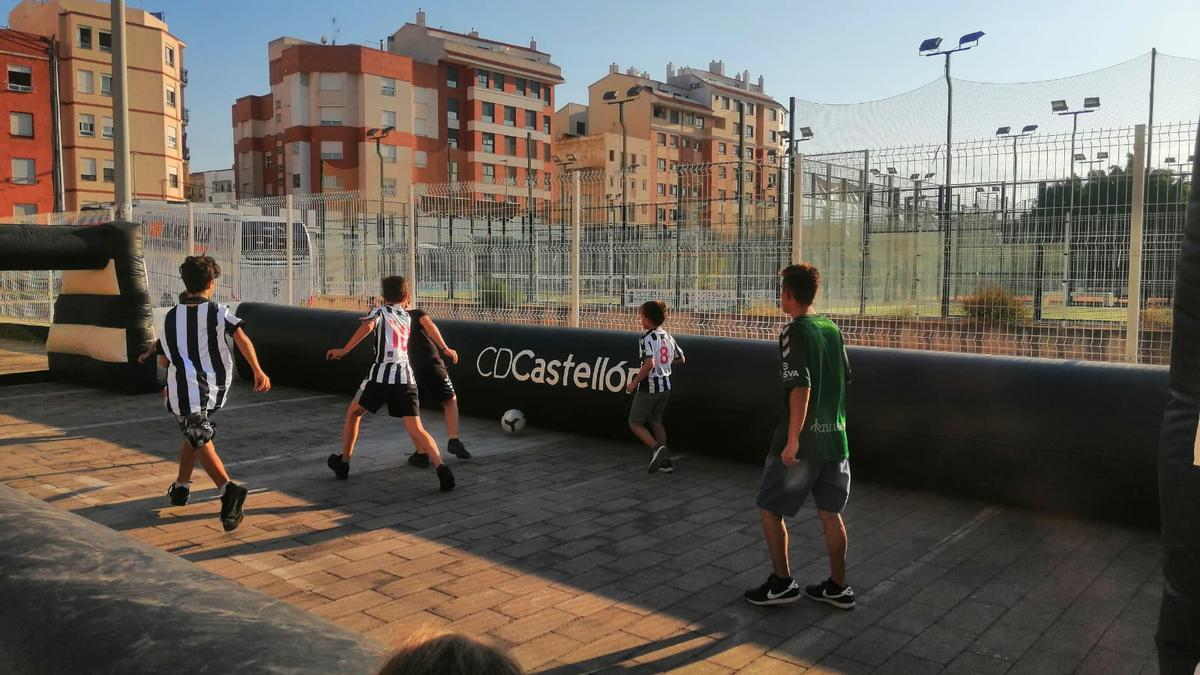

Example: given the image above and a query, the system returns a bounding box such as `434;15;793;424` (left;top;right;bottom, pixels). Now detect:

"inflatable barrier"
0;221;156;393
235;303;1166;527
1156;121;1200;674
0;484;384;674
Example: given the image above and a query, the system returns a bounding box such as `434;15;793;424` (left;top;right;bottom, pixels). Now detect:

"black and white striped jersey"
638;328;684;393
364;304;414;386
159;298;243;415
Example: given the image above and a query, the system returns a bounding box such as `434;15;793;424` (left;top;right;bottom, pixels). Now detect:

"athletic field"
0;381;1161;673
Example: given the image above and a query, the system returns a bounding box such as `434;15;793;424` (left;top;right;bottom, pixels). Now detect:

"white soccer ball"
500;409;526;433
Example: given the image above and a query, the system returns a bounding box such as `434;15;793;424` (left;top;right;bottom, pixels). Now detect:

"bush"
960;287;1030;326
477;277;517;308
1141;307;1173;330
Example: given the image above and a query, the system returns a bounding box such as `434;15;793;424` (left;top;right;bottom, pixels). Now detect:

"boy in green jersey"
745;264;855;610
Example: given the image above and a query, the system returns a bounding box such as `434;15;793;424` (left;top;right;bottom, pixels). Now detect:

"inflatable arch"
0;221;157;393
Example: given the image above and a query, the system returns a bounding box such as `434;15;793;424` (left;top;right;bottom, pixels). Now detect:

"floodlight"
958;31;985;47
627;85;644;97
1096;152;1109;160
799;127;814;139
1165;157;1177;164
602;90;617;101
1021;124;1038;134
886;167;897;175
924;172;936;179
919;37;943;54
910;173;921;180
566;153;577;161
1073;153;1087;161
996;126;1011;136
1083;96;1100;109
1051;100;1068;113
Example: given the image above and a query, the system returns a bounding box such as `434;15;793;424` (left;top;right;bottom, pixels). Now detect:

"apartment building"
9;0;187;209
0;28;55;217
232;10;562;207
187;167;234;205
555;61;786;228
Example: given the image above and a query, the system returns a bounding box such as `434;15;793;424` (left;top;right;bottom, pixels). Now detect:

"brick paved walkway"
0;338;47;376
0;381;1162;673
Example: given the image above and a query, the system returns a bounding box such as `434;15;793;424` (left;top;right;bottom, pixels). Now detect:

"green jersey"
778;314;851;463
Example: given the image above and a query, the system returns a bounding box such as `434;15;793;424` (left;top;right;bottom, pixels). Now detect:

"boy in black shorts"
140;256;271;532
745;264;854;610
624;300;685;473
325;276;455;492
403;304;471;467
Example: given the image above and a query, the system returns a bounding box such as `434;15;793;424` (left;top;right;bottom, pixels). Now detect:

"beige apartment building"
555;61;785;230
233;10;562;207
9;0;187;209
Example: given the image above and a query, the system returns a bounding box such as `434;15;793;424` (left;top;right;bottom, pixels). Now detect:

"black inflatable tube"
1156;120;1200;674
236;302;1166;527
0;484;384;674
0;223;113;271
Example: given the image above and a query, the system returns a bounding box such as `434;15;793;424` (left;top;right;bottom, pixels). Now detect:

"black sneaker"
437;464;456;492
744;574;801;606
805;578;856;610
657;458;675;474
327;453;349;480
407;452;430;469
647;445;669;473
166;482;190;506
219;482;248;532
447;438;471;459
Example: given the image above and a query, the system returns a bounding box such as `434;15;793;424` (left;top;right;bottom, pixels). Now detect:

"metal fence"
0;121;1194;368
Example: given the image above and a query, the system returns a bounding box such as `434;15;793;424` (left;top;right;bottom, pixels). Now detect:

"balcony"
182;108;190;126
181;68;188;87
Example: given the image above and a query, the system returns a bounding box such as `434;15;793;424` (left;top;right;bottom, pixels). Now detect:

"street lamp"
1052;96;1100;307
365;126;394;295
921;30;984;317
996;124;1037;223
603;84;644;303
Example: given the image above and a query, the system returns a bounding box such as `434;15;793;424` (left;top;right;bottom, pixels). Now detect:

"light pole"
920;30;984;317
995;124;1037;225
365;126;394;293
603;84;644;304
1052;96;1100;308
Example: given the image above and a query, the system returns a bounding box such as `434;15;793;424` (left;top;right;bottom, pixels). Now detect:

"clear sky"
122;0;1200;172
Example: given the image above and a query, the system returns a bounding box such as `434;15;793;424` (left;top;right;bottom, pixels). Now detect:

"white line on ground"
0;387;92;401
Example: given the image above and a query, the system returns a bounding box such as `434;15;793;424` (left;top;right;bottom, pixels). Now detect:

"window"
542;85;550;103
166;85;176;108
609;149;615;162
77;26;93;49
319;106;342;125
446;66;458;88
383;178;396;196
544;143;550;162
693;139;701;150
319;73;342;91
448;161;459;182
670;135;678;148
9;112;33;138
101;73;112;96
102;159;114;182
164;45;175;67
544;115;551;133
447;128;459;148
515;77;526;95
13;204;36;217
525;110;536;130
380;77;396;97
78;69;94;94
482;133;495;154
657;132;666;146
506;166;517;184
493;73;505;90
98;31;111;52
265;154;272;167
80;157;96;181
722;96;730;110
414;87;429;105
101;116;113;139
447;98;459;120
167;125;177;149
320;141;342;160
748;103;755;114
415;150;427;168
746;125;754;139
657;208;666;222
769;130;777;143
380;145;396;163
11;158;35;184
292;173;301;188
409;117;426;137
504;106;516;127
476;69;489;87
719;189;727;200
733;123;741;136
656;158;666;171
770;109;778;121
7;65;32;92
670;110;680;124
482;102;494;123
382;110;396;128
505;135;517;155
653;106;665;120
530;81;541;99
482;164;495;183
719;166;727;178
78;113;95;137
670;185;678;196
322;175;340;190
575;121;585;135
656;183;665;196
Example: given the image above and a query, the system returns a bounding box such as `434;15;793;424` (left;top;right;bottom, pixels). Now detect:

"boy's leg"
442;397;459;440
194;441;231;488
402;416;443;466
649;422;668;446
819;510;848;587
341;402;368;462
759;508;791;579
628;421;658;449
175;440;195;483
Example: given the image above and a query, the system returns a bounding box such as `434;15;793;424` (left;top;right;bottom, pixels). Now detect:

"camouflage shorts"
175;411;216;449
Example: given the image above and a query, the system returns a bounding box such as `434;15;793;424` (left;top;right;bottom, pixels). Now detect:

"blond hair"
377;632;523;675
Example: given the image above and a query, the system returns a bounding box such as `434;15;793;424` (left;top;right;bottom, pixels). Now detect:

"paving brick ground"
0;338;47;376
0;381;1163;673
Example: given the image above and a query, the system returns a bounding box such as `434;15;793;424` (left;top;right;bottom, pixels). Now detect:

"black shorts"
414;364;456;405
175;411;216;449
354;379;420;417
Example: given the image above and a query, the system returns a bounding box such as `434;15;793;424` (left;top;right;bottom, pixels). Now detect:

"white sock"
216;482;228;496
171;481;191;490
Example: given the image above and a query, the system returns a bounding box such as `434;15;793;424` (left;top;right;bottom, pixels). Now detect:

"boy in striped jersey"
143;256;271;533
325;276;456;492
624;300;686;473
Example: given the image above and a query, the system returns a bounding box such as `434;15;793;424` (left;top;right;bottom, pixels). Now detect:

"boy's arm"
674;340;686;366
419;315;458;365
232;329;271;392
326;319;376;360
781;387;810;465
625;356;655;394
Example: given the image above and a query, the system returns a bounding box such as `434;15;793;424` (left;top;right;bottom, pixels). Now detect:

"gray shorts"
756;426;851;517
629;390;671;425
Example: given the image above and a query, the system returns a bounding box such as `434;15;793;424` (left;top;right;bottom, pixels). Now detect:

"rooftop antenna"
330;17;340;45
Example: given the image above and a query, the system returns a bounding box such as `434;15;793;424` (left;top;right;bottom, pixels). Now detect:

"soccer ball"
500;409;526;433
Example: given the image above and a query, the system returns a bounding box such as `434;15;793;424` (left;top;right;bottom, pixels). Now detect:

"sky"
118;0;1200;172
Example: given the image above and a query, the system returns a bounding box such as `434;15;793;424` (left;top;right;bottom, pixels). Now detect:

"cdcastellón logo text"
476;347;638;393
